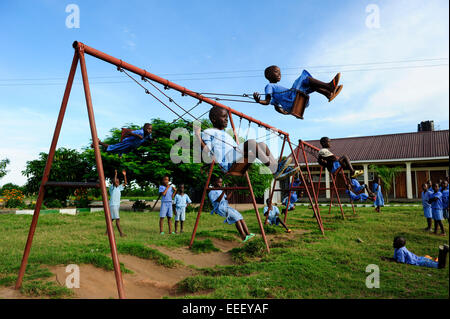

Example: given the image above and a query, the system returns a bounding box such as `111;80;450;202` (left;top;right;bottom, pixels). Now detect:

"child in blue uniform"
441;180;449;224
159;176;177;235
253;66;343;115
345;183;375;203
421;183;433;232
208;177;255;242
263;199;291;233
282;178;301;211
428;183;446;236
97;123;155;157
173;184;192;234
194;106;299;179
317;137;363;179
392;236;448;269
372;176;384;213
108;169;127;237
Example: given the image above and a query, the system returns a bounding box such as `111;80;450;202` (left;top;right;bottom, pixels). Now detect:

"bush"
3;188;25;208
44;199;64;208
132;200;147;212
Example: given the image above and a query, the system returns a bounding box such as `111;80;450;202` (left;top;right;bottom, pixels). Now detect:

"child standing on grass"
208;177;255;242
263;199;291;233
159;176;177;235
173;184;192;234
317;137;363;179
373;176;384;213
392;236;448;269
429;183;446;236
441;180;449;224
108;170;127;237
252;66;343;116
421;183;433;232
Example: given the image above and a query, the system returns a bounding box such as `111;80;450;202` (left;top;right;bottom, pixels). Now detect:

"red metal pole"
189;161;215;248
328;185;334;214
287;138;324;234
245;172;270;253
267;136;286;224
78;49;125;299
73;41;289;137
330;171;345;219
15;51;79;290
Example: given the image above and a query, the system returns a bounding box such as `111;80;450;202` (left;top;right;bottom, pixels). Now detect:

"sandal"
328;84;343;102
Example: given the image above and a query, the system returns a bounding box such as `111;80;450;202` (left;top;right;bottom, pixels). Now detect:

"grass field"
0;205;448;299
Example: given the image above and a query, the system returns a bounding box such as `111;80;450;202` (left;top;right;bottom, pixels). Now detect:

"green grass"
0;206;448;299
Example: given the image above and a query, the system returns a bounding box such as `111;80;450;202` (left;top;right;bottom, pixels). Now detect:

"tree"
369;164;402;202
0;158;10;180
22;148;97;206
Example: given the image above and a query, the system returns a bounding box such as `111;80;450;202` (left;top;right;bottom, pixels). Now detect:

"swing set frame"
15;41;324;299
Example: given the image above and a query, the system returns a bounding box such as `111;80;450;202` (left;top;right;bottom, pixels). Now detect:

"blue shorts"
175;206;186;221
443;209;449;219
423;206;432;219
160;201;173;218
292;70;313;94
359;193;369;202
417;257;438;268
432;209;443;221
331;161;341;173
109;204;120;220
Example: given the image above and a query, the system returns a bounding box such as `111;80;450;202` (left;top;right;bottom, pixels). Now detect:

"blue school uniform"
442;188;449;219
106;129;152;156
429;191;443;221
373;183;384;207
346;190;369;202
201;128;244;172
264;69;312;112
350;178;365;193
264;206;280;225
422;190;433;219
394;247;438;269
109;184;124;220
159;185;174;218
173;193;192;222
208;190;243;225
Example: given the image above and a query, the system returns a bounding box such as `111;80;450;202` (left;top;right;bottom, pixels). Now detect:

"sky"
0;0;448;186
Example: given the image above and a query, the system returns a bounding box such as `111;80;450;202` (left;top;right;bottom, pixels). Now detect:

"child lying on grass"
388;236;449;269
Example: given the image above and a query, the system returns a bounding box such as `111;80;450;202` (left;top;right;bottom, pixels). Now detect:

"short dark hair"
393;236;406;249
162;175;169;181
212;176;222;185
209;106;227;123
143;123;152;128
319;137;330;147
264;65;279;81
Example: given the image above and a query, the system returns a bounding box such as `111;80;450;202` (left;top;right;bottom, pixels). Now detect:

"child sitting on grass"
107;169;127;237
159;176;177;235
252;66;343;115
263;199;291;233
96;123;156;157
173;184;192;234
208;177;255;242
421;183;433;232
428;183;446;236
391;236;448;269
317;137;363;179
194;106;299;179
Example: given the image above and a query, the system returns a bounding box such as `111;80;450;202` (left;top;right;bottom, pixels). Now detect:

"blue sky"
0;0;448;186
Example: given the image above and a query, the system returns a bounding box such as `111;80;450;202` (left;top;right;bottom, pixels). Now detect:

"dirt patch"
45;254;196;299
0;287;38;299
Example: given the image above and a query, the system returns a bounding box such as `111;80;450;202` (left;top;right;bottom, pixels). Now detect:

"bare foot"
120;233;127;237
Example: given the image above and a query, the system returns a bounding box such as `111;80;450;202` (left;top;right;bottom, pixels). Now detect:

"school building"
279;128;449;201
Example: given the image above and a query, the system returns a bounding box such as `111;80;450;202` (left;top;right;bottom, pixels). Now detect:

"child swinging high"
253;66;343;117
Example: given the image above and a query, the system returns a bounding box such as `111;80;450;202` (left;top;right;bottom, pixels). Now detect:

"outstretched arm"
122;170;127;186
253;92;271;105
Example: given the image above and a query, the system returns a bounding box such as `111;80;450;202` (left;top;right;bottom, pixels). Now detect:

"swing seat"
226;158;251;176
290;90;309;120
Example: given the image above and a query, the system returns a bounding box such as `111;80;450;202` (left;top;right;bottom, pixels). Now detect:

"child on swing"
173;184;192;234
264;199;291;233
345;183;376;203
97;123;156;157
317;137;364;179
107;169;127;237
194;106;299;179
253;66;343;115
159;175;177;235
208;177;255;242
282;177;301;211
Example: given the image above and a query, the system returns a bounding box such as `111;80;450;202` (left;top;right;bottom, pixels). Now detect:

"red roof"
294;130;449;164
